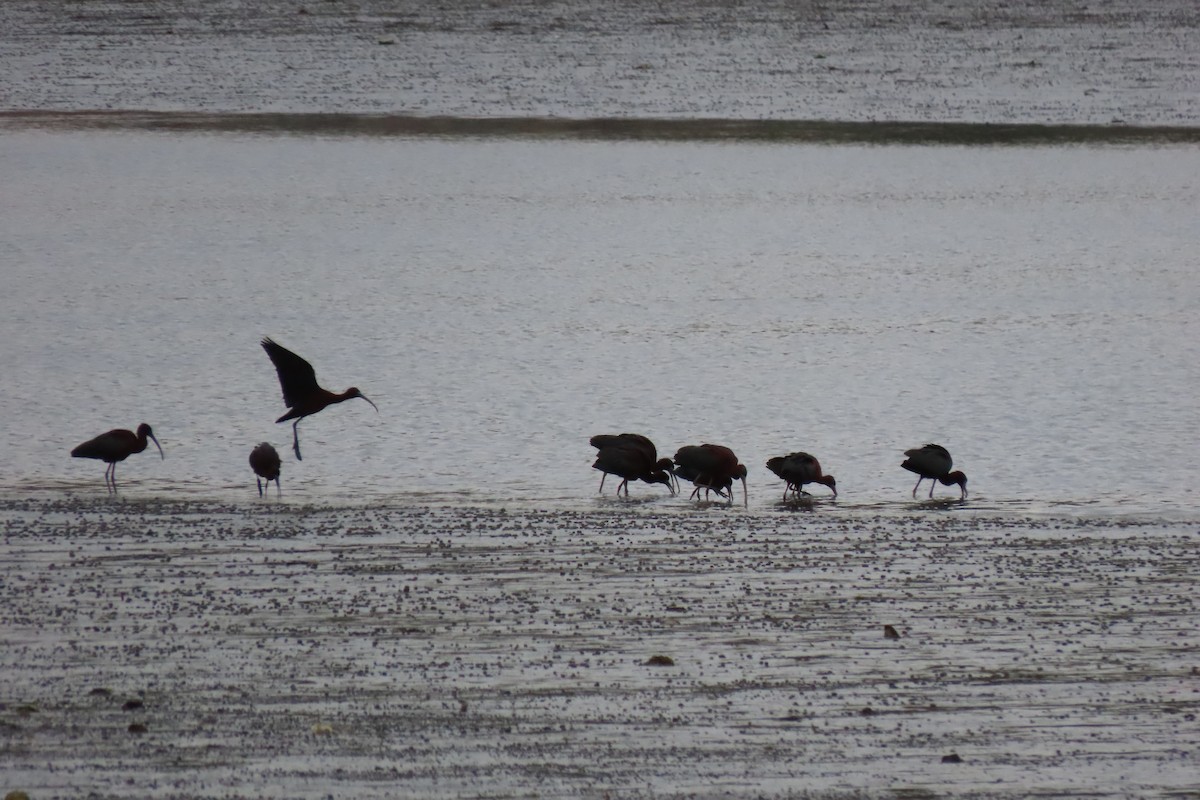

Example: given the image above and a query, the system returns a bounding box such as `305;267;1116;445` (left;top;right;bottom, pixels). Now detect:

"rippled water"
2;130;1198;515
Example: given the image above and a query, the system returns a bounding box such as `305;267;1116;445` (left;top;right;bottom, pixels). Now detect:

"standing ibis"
901;443;968;499
766;451;837;501
673;444;748;507
589;433;676;497
71;423;163;492
261;337;377;461
250;442;282;497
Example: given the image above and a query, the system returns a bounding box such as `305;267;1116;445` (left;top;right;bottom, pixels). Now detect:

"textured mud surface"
1;498;1197;798
3;0;1199;125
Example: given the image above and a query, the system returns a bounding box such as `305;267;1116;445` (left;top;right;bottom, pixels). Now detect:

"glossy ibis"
673;444;748;507
249;442;282;497
590;433;676;497
766;451;837;501
901;443;968;499
261;337;377;461
70;423;163;492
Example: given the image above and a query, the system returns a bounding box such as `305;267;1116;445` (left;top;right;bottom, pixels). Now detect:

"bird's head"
138;423;165;459
345;388;379;412
645;470;675;494
820;474;838;498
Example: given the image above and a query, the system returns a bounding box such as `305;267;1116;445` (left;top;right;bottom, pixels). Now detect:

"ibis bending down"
766;451;837;501
673;444;748;507
71;423;163;492
261;337;377;461
901;443;968;499
250;442;282;497
589;433;676;497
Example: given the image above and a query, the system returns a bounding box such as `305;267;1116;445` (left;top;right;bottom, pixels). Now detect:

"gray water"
2;130;1197;515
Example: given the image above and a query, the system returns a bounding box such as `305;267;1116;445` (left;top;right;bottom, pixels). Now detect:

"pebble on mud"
645;655;675;667
883;624;900;639
122;699;144;711
311;722;334;735
128;722;148;734
6;791;32;800
941;753;963;763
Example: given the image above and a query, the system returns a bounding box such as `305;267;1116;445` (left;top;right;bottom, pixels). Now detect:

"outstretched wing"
262;337;319;409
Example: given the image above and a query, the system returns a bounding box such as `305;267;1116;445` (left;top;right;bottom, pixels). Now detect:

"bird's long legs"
911;476;924;498
598;473;606;493
292;421;303;461
106;463;118;493
256;477;264;497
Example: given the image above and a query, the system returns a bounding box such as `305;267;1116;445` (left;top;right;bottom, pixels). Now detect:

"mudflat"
2;497;1196;797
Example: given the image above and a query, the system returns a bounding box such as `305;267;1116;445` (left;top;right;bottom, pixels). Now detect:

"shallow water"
1;131;1198;516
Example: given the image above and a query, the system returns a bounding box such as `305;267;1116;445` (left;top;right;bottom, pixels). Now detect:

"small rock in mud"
123;699;144;711
89;687;113;697
646;655;675;667
6;791;32;800
128;722;148;734
883;624;900;639
942;753;963;763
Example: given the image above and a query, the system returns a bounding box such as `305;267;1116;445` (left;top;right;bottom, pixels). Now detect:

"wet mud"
1;498;1197;798
3;0;1199;126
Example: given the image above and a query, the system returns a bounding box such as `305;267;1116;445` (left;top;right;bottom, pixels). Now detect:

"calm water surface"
2;132;1197;515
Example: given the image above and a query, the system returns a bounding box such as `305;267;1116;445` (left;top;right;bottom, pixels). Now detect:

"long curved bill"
740;477;748;508
149;432;164;459
359;394;379;413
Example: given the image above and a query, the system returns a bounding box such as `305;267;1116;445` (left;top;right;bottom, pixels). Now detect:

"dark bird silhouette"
589;433;676;497
261;337;377;461
901;443;968;499
70;423;163;492
673;444;748;507
249;442;282;497
766;451;837;501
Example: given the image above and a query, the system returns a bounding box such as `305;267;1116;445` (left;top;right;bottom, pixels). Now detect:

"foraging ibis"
590;433;676;497
673;444;748;507
766;451;837;501
71;423;163;492
249;442;282;497
901;443;968;499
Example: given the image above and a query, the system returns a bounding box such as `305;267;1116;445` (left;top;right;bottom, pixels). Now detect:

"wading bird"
766;451;837;501
70;423;163;492
589;433;676;497
673;444;748;507
901;443;968;499
261;337;377;461
249;442;282;497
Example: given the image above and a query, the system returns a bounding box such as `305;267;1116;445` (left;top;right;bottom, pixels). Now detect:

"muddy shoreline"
2;497;1197;798
3;0;1199;125
4;110;1200;143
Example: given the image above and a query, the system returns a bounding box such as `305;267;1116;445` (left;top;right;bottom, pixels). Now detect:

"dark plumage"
766;451;837;501
590;433;676;497
262;337;377;461
673;444;748;507
901;443;968;499
249;442;282;497
71;423;163;492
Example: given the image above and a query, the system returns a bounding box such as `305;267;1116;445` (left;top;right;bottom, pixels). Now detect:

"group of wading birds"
70;338;969;504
